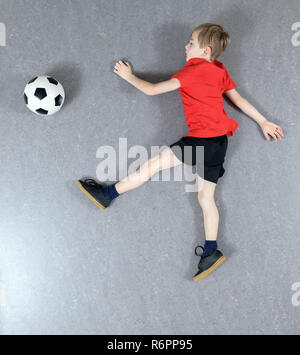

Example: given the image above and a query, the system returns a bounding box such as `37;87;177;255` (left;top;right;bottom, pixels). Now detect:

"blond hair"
192;23;231;61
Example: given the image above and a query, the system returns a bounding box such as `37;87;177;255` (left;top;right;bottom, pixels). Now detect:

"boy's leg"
115;147;183;195
77;147;182;210
197;175;218;243
193;175;226;281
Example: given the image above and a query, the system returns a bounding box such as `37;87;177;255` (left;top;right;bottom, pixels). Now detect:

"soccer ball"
24;76;65;116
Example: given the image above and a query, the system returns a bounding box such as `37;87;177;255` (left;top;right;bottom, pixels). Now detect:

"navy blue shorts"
169;134;228;184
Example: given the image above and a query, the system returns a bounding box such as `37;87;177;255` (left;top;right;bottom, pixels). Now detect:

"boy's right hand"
114;60;133;80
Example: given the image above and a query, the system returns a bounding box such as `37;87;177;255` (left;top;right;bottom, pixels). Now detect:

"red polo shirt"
171;58;238;138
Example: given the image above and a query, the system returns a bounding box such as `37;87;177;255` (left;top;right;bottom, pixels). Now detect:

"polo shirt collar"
186;58;215;66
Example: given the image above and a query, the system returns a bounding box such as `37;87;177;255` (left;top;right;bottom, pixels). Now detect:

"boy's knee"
142;155;160;175
198;192;214;206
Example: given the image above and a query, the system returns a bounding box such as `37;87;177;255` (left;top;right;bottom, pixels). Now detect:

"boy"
77;23;284;281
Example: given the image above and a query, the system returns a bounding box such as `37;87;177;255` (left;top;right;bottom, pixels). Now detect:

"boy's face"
185;31;211;61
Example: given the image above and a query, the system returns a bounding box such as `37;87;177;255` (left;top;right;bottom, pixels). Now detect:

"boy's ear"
205;46;212;56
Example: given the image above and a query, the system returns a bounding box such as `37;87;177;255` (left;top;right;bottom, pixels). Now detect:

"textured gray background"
0;0;299;335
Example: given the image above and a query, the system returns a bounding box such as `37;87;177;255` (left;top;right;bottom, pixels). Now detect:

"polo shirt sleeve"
171;67;191;89
223;66;237;92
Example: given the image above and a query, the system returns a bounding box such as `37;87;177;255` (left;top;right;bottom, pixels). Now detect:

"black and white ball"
24;76;65;116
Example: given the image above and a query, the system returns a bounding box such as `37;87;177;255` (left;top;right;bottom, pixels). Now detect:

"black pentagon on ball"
24;93;28;105
34;88;47;100
47;77;58;85
55;94;63;107
28;76;38;84
36;108;48;115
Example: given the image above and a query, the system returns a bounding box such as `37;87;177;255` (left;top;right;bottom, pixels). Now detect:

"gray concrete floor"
0;0;299;335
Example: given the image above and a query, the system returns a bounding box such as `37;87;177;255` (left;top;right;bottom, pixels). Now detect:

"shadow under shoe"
193;245;226;281
77;179;112;210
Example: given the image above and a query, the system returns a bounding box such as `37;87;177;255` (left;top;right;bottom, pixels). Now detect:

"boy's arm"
125;74;154;95
224;88;267;126
224;88;284;141
114;60;180;95
148;78;181;95
126;74;180;96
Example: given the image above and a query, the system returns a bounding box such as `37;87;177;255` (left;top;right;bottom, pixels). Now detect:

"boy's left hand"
113;60;133;80
260;120;284;142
